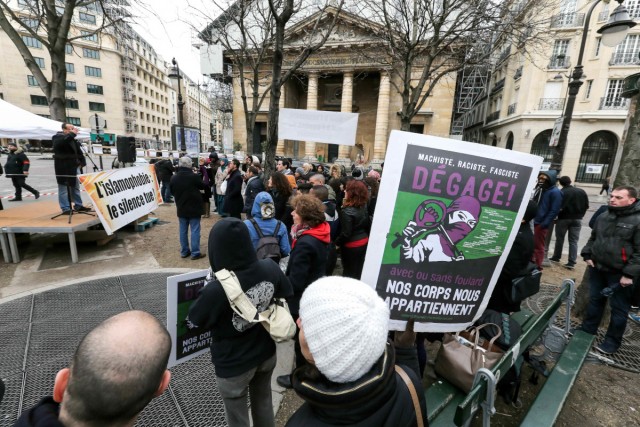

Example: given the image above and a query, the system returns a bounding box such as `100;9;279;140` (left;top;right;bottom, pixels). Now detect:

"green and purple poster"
362;131;542;332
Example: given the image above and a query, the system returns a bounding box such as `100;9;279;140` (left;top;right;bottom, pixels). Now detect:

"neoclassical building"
222;8;456;164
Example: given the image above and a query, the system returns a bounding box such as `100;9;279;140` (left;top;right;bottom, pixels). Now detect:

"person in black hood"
5;141;39;202
187;217;293;427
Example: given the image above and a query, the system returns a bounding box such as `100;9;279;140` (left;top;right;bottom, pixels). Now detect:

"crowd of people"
3;141;639;427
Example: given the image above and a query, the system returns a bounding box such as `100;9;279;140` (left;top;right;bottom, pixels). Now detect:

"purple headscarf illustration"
392;196;482;263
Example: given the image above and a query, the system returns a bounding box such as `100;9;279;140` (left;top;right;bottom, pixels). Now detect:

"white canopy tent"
0;98;91;140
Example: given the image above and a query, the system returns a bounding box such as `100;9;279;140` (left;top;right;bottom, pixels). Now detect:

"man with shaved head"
15;310;171;426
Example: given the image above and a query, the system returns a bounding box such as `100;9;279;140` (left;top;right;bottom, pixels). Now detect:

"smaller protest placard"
362;131;542;332
278;108;358;146
78;165;162;235
166;270;211;368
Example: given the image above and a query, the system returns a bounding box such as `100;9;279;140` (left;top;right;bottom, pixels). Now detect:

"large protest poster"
362;131;542;332
166;270;211;368
78;165;162;235
278;108;359;146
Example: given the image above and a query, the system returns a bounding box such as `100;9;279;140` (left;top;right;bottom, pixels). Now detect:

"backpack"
250;218;282;262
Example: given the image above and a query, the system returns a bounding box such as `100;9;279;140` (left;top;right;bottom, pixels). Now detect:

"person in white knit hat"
286;276;427;426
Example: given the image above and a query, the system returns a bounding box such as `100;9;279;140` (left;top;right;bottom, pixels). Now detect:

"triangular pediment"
284;6;384;48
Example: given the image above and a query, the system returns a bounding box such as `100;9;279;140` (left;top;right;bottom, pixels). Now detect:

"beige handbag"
215;268;296;342
434;323;504;392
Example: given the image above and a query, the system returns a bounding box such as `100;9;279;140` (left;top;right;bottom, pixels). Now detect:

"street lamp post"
551;0;636;172
190;81;206;151
168;58;186;153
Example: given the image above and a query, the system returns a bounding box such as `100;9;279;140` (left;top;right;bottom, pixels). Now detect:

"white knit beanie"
299;277;390;383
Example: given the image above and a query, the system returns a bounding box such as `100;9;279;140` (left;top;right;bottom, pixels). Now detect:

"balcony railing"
508;103;517;115
491;78;506;95
514;66;523;80
538;98;565;110
550;13;585;28
609;52;640;66
497;47;511;65
486;111;500;122
548;55;571;69
599;97;630;110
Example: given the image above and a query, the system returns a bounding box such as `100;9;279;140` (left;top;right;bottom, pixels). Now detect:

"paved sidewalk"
0;272;294;427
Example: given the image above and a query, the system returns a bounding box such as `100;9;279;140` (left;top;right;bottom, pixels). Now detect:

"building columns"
303;72;319;161
276;85;286;157
336;72;354;165
371;71;391;169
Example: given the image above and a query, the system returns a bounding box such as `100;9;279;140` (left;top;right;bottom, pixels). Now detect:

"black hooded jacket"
286;344;427;427
52;132;86;186
186;218;293;378
582;201;640;278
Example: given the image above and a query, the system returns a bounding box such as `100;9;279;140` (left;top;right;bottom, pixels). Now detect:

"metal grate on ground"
0;272;230;427
524;282;640;373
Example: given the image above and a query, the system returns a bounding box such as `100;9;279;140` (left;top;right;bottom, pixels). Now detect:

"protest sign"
278;108;358;146
362;131;542;332
78;165;162;235
166;270;211;368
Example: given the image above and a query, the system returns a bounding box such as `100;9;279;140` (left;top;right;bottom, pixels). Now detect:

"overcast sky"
130;0;215;81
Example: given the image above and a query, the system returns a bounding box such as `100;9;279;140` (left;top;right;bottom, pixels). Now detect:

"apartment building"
184;75;214;151
461;0;640;184
0;0;211;151
0;0;125;140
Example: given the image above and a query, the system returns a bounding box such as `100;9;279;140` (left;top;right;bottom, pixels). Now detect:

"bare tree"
361;0;555;131
196;0;343;174
0;0;131;120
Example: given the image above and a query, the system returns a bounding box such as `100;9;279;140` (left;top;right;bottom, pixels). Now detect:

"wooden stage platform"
0;201;101;264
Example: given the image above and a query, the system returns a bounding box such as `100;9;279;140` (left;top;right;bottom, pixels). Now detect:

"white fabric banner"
0;98;91;139
278;108;359;146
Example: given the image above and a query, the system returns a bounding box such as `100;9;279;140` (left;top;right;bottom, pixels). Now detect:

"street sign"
549;117;563;147
89;114;106;132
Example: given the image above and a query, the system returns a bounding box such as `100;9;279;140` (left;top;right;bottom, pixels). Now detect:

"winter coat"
488;220;535;313
169;167;205;218
243;175;265;217
533;170;563;229
243;192;291;257
215;165;228;194
225;169;244;217
13;396;64;427
52;131;86;186
5;148;30;176
186;218;293;378
558;185;589;220
155;159;175;182
335;206;369;247
286;344;427;427
581;201;640;278
286;223;330;317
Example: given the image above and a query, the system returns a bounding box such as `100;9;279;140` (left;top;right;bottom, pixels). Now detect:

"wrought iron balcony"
491;78;506;95
486;111;500;122
508;103;517;115
538;98;565;110
496;47;512;65
609;52;640;66
550;13;585;28
548;55;570;69
513;66;523;80
599;97;630;110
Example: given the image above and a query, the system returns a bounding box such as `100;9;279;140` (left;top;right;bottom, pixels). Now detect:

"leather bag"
510;261;542;304
434;323;504;392
215;268;296;342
